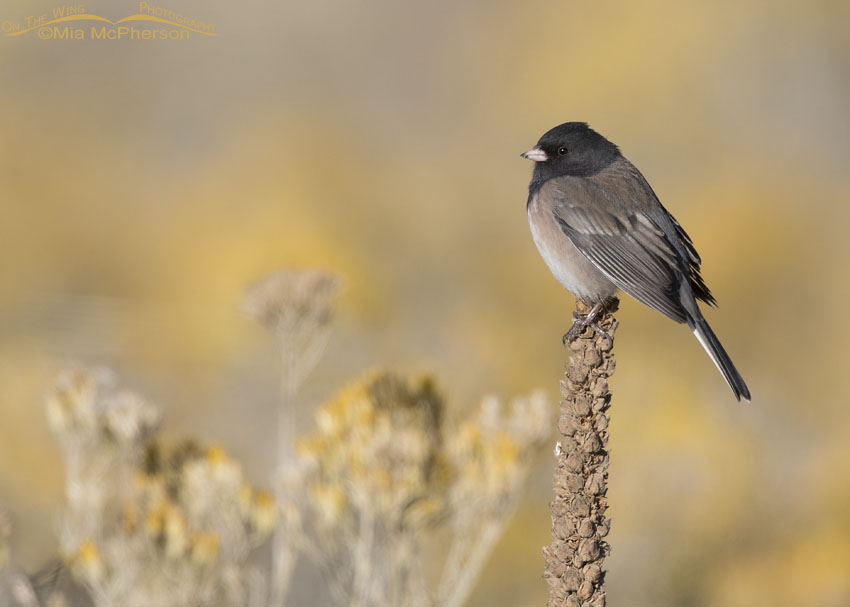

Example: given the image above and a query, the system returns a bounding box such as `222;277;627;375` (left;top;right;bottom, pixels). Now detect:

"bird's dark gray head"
523;122;621;184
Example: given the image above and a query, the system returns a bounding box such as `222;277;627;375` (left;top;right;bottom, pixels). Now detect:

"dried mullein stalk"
544;299;618;607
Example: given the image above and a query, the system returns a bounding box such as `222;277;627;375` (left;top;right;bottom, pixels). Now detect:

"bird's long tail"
691;318;751;402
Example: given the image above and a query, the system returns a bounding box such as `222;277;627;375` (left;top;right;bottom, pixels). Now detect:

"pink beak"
521;147;548;162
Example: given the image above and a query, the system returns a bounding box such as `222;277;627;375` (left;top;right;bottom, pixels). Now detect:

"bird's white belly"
527;203;617;303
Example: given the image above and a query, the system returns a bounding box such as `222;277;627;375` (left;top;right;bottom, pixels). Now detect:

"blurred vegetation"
1;343;549;606
44;366;275;607
1;0;849;604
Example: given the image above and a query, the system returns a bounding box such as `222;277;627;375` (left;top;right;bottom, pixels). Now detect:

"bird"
522;122;750;401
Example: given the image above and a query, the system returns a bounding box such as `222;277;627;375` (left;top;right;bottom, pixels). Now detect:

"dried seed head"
578;538;600;562
562;568;582;592
577;518;595;538
578;580;594;599
243;269;338;333
583;563;602;583
104;391;161;444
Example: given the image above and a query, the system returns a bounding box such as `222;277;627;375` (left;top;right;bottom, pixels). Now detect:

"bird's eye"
558;147;568;156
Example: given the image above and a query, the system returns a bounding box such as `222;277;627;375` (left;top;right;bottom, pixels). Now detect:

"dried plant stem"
406;549;429;607
440;518;506;607
351;508;377;607
270;349;298;607
277;343;301;464
543;299;618;607
243;270;338;607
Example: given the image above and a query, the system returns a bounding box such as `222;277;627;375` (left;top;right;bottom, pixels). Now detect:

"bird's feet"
562;301;613;345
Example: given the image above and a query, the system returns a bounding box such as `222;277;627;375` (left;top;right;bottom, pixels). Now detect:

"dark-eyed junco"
523;122;750;401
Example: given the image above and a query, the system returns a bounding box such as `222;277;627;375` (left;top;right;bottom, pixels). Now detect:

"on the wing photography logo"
2;2;216;40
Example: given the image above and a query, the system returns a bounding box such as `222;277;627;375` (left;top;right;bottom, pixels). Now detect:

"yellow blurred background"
1;0;849;604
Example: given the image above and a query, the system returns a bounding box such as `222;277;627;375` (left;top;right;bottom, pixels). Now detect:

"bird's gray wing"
547;178;690;323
